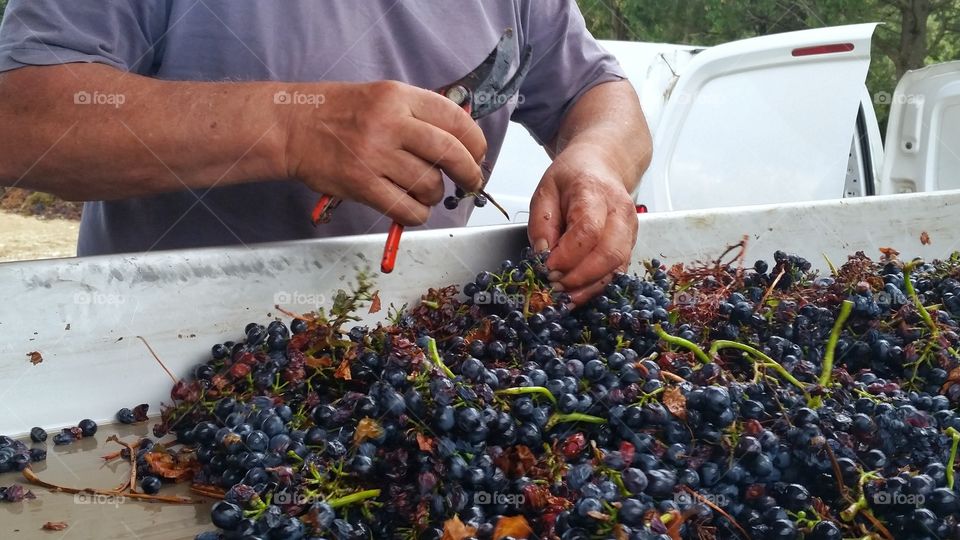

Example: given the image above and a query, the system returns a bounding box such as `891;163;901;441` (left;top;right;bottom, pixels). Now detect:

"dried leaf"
441;515;478;540
353;418;383;446
334;358;352;381
586;510;611;521
369;291;382;314
493;515;532;539
662;386;687;420
132;404;150;422
416;433;435;452
921;231;931;245
42;522;68;531
305;355;332;369
527;290;553;312
878;247;899;261
493;445;536;478
144;452;195;481
26;351;42;365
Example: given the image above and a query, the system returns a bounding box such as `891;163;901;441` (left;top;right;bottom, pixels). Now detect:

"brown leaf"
662;386;687;420
493;445;536;478
144;451;195;481
42;522;68;531
493;515;532;539
416;432;435;452
878;247;900;261
305;355;332;369
369;291;382;314
441;515;478;540
334;358;352;381
921;231;931;245
353;418;383;446
27;351;42;365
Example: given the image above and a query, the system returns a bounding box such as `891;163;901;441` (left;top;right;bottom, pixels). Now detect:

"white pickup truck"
472;23;960;225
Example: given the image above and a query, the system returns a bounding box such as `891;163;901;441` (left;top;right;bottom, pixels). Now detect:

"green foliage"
578;0;960;133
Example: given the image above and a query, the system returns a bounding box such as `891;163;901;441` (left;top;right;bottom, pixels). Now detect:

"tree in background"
577;0;960;130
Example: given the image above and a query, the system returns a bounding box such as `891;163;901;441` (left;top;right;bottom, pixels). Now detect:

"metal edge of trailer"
1;189;958;435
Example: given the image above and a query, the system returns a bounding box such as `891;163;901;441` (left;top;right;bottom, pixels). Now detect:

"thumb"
528;177;562;253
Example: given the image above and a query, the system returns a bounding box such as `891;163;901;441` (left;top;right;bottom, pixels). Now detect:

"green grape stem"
424;337;455;379
946;427;960;490
328;489;381;509
496;386;558;407
546;412;607;430
903;262;940;338
709;340;810;398
654;324;712;364
819;299;854;387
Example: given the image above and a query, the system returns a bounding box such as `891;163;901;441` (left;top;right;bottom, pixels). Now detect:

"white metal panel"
636;23;877;212
1;189;958;435
878;61;960;194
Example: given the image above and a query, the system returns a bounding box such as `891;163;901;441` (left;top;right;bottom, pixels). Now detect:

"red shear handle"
380;222;405;273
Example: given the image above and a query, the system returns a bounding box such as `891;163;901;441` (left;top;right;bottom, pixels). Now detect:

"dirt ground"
0;212;79;262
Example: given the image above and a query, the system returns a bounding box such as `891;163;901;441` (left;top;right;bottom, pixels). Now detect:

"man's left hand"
528;142;639;306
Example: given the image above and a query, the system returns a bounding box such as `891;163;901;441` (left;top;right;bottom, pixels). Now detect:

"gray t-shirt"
0;1;625;256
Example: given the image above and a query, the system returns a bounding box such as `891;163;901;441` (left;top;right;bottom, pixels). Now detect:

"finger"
557;212;636;291
350;175;431;226
385;151;444;207
546;193;606;278
564;273;618;307
528;176;562;254
401;119;484;193
408;89;488;163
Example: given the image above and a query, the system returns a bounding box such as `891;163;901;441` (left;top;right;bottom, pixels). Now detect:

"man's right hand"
282;80;488;226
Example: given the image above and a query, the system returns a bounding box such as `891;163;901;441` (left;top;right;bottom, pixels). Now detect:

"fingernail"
548;271;563;282
564;302;576;312
534;238;548;253
550;282;564;292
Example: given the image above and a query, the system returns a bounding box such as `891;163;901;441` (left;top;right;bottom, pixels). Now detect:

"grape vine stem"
654;324;712;364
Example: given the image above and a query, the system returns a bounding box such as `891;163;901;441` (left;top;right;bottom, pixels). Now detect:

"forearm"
0;64;291;200
546;79;651;192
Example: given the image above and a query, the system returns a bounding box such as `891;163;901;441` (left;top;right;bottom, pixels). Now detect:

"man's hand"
285;80;487;226
526;80;651;306
529;143;638;305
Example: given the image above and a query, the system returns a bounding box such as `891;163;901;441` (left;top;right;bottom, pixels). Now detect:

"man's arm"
527;79;652;305
0;64;486;226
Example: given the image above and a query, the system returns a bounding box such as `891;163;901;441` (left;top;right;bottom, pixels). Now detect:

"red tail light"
792;43;854;57
636;204;648;214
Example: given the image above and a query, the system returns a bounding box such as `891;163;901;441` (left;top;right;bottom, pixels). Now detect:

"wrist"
552;140;635;194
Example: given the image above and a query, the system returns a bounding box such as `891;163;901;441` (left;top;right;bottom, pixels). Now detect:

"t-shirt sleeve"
512;0;626;145
0;0;165;74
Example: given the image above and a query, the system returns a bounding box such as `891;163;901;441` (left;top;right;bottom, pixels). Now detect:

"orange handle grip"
380;222;405;273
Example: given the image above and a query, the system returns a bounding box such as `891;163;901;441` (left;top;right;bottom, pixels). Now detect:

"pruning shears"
311;28;533;273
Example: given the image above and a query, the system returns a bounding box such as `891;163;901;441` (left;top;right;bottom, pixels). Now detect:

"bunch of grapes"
55;247;960;539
